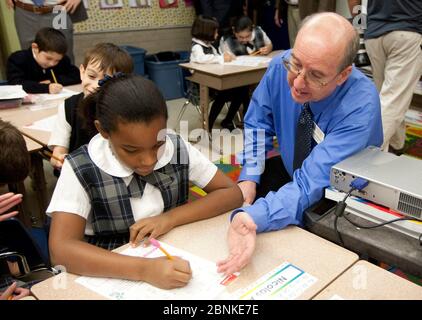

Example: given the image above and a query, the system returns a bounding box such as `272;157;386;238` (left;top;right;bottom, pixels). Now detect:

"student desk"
179;51;283;132
304;198;422;279
31;212;358;300
0;84;82;225
313;260;422;300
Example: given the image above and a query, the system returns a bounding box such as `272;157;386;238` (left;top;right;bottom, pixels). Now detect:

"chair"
175;77;242;131
175;77;203;125
0;218;57;284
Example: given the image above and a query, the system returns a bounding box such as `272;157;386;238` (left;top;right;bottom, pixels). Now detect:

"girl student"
190;15;241;131
48;43;134;171
190;15;234;64
47;74;243;289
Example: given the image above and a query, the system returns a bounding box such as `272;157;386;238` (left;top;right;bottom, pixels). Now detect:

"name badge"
312;122;325;144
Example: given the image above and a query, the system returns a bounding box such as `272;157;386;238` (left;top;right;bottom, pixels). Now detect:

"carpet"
404;124;422;159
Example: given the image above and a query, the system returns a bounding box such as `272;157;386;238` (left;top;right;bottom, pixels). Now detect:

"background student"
6;27;80;94
209;16;273;131
48;43;134;170
190;15;234;65
189;15;240;131
0;120;32;300
47;75;243;289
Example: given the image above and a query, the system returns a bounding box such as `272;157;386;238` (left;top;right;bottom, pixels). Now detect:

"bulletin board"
75;0;195;33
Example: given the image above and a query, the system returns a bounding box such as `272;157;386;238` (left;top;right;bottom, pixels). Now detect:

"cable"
331;177;422;246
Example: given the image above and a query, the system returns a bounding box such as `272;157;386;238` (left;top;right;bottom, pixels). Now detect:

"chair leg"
176;100;191;125
224;103;237;128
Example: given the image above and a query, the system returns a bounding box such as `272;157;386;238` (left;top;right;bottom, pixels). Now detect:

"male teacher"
218;12;383;275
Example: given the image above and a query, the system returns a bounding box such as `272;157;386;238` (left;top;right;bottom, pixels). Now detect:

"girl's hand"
224;52;235;62
129;214;174;247
0;282;31;300
0;193;23;220
259;45;271;55
143;256;192;289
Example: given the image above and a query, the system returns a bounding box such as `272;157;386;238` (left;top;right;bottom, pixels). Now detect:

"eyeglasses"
282;58;339;88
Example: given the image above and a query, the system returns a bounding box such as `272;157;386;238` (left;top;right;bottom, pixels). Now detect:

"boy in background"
48;43;134;170
7;27;81;94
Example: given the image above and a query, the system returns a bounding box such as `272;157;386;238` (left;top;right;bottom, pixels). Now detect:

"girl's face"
97;117;167;176
235;29;252;44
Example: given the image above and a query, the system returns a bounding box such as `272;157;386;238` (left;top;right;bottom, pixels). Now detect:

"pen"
50;69;58;84
150;238;173;260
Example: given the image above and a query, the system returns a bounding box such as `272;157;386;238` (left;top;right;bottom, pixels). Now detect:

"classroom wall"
0;1;21;79
73;0;195;65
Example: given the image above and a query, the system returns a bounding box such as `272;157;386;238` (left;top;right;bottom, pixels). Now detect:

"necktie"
32;0;45;6
293;102;314;172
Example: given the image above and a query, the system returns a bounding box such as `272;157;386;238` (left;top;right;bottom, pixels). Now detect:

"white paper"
75;241;232;300
24;115;57;132
225;56;272;67
234;262;317;300
0;85;27;99
29;88;79;111
35;88;78;102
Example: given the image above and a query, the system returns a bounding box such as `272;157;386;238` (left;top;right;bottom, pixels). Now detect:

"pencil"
43;150;64;163
50;69;58;84
150;238;173;260
249;49;261;56
7;295;13;300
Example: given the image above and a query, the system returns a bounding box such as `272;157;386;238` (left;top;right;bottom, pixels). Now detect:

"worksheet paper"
0;85;27;99
234;262;317;300
224;56;272;67
24;115;56;132
29;88;79;111
75;241;233;300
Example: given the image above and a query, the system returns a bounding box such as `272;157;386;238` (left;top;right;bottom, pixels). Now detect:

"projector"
330;146;422;220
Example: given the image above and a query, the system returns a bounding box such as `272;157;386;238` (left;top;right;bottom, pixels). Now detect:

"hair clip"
98;72;125;87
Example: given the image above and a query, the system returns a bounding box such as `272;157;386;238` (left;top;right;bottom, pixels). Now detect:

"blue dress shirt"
235;50;383;233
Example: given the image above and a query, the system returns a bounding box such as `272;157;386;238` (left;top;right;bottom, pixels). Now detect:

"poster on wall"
129;0;152;8
159;0;178;8
99;0;124;9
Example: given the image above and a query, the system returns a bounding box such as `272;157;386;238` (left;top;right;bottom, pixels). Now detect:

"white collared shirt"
47;133;217;235
48;101;71;149
190;38;224;64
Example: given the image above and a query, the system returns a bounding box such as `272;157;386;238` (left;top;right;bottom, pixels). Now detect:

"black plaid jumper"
66;134;190;250
225;26;266;56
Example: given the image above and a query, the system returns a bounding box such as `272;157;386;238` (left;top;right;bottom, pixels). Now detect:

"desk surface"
180;50;282;77
314;260;422;300
0;84;82;147
31;212;358;300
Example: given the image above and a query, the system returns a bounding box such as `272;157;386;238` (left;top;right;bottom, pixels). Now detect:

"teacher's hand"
217;212;257;276
238;180;256;204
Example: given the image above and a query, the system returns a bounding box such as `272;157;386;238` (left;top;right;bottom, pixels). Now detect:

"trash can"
120;45;147;76
145;51;190;100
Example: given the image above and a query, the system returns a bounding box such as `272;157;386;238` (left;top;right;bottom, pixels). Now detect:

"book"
325;187;422;239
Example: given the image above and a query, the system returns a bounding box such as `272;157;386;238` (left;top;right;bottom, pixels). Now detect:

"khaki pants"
365;31;422;150
287;5;301;48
